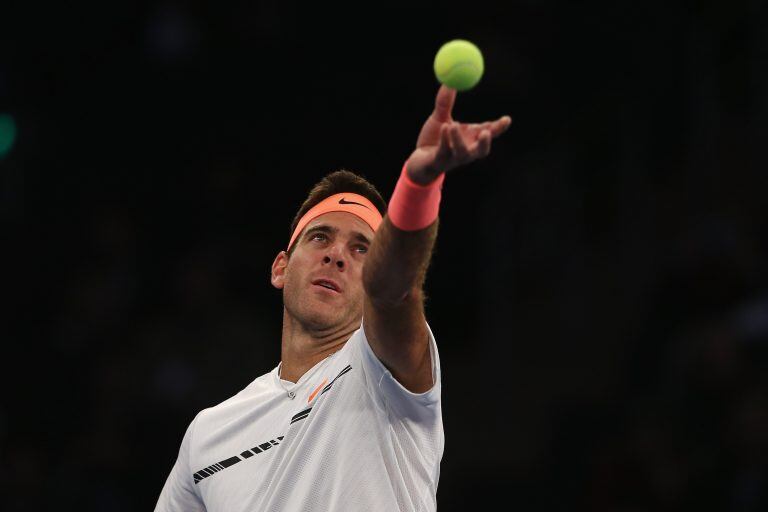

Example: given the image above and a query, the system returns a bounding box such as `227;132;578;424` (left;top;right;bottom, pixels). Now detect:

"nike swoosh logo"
338;197;370;209
308;378;328;403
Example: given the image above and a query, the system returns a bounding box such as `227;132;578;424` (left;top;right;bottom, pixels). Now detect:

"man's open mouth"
312;279;341;293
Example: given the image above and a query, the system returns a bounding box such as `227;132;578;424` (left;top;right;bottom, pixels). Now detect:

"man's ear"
271;251;289;289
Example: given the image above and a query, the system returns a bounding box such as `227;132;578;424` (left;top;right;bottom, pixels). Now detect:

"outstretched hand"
406;85;512;185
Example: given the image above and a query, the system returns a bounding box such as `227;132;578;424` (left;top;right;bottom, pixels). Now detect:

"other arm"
362;85;511;393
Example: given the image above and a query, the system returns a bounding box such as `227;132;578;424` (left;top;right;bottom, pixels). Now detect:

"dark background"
3;0;768;510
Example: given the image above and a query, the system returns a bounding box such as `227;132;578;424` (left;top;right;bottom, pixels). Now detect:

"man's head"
270;170;386;332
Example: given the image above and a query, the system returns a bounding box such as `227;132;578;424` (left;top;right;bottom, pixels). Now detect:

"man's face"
271;211;374;332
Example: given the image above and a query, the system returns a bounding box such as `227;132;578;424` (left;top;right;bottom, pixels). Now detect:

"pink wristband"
387;161;445;231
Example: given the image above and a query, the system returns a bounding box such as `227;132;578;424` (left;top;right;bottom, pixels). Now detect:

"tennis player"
155;84;511;511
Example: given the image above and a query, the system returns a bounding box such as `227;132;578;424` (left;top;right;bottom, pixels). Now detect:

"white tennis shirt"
154;321;443;511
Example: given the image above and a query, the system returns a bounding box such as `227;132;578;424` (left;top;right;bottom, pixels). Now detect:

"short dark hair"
288;170;387;254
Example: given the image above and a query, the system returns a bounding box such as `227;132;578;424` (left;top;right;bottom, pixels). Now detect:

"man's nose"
322;244;345;270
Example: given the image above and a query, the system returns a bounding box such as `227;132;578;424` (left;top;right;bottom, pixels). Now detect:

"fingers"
448;123;471;163
437;122;492;168
434;124;453;166
437;116;502;171
432;85;456;123
476;116;512;138
475;129;492;158
460;121;492;140
459;115;512;141
493;115;512;137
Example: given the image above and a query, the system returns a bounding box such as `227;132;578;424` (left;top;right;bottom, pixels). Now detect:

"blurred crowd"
4;1;767;510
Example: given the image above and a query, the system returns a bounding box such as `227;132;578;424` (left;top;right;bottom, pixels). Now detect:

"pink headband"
288;193;383;250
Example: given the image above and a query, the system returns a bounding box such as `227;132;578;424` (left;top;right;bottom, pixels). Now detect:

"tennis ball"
433;40;484;91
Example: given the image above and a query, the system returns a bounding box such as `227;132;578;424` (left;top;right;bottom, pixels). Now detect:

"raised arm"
362;85;511;393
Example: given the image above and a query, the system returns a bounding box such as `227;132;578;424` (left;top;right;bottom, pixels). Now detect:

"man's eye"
354;245;368;254
310;233;327;241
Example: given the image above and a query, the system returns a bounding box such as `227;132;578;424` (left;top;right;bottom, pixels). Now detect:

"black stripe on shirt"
191;364;354;484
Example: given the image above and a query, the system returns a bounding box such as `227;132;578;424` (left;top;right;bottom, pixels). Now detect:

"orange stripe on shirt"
308;378;328;403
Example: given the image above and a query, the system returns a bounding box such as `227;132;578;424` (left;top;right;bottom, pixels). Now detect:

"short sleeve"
356;320;442;423
154;414;206;512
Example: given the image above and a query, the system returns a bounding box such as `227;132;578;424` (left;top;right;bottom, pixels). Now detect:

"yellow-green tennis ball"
433;39;484;91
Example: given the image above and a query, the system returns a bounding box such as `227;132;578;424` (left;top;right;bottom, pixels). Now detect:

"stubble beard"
283;285;361;337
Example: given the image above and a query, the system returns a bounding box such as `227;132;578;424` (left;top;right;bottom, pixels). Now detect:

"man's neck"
279;309;359;383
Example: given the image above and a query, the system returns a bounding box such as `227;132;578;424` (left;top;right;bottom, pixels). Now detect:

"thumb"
432;85;456;123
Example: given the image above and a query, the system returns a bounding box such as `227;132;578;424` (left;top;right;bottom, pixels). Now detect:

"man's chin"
289;301;360;333
288;301;336;326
